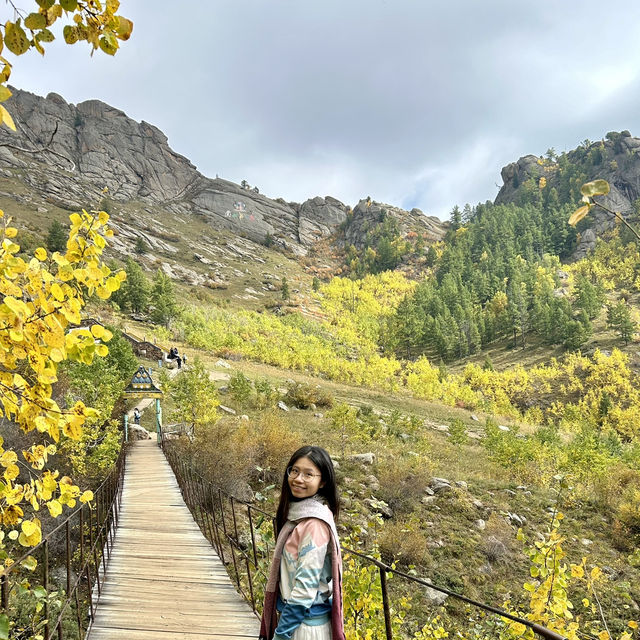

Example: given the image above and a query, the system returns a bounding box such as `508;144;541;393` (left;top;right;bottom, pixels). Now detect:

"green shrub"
285;381;333;409
229;371;253;407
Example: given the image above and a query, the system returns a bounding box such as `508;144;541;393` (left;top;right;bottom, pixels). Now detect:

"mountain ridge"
0;87;446;258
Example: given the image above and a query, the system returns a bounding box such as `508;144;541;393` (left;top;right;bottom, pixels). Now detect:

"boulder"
349;452;376;465
129;424;151;441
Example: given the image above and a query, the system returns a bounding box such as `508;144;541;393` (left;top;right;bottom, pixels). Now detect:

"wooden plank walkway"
88;439;258;640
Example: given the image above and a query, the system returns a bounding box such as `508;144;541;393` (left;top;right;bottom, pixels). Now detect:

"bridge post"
124;413;129;442
156;398;162;443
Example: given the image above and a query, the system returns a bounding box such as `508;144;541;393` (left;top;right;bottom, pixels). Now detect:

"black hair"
275;445;340;535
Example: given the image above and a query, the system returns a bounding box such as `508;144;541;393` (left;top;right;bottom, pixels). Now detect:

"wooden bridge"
86;439;258;640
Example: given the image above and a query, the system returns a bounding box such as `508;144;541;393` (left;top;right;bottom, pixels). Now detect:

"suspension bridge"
86;439;257;640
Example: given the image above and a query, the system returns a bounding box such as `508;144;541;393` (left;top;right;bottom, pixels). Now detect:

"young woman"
259;446;345;640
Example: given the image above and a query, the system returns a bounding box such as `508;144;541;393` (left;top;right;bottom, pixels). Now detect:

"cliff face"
0;88;445;256
495;131;640;257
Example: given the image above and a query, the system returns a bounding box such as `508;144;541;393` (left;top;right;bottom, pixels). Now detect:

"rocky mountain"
0;88;446;259
495;130;640;257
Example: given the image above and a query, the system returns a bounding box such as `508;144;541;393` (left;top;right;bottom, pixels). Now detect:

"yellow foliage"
0;209;121;564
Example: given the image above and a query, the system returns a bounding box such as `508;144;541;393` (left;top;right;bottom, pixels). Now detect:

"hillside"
1;86;639;639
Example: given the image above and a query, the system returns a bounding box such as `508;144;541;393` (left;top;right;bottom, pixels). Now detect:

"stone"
219;405;236;415
421;496;437;506
470;414;479;422
581;538;593;546
277;401;289;412
129;424;151;440
432;482;452;494
455;480;468;489
313;412;324;418
424;486;435;496
475;519;486;530
216;359;232;369
349;452;376;465
498;425;510;432
365;475;380;492
423;583;448;606
240;414;249;421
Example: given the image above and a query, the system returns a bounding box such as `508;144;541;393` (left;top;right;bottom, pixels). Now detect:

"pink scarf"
259;497;345;640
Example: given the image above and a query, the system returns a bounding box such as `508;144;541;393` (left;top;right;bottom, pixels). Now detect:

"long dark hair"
275;445;340;535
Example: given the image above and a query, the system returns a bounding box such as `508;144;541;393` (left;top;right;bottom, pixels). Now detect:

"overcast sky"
10;1;640;219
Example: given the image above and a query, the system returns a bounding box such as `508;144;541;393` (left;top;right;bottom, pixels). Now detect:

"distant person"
259;446;344;640
133;407;140;425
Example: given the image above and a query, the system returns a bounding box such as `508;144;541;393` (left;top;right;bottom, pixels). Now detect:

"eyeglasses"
286;466;321;481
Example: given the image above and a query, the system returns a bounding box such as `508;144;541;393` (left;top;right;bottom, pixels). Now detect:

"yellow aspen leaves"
46;500;62;517
0;208;122;566
1;3;133;129
18;519;41;547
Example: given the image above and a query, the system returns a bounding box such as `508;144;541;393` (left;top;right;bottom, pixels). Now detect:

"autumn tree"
0;208;125;563
0;1;133;129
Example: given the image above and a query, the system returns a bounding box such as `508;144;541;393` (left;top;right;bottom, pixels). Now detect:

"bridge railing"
0;439;126;640
161;438;566;640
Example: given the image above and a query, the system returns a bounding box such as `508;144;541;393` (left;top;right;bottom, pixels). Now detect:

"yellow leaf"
96;285;110;299
2;504;23;525
598;632;609;640
49;347;65;362
62;415;83;440
570;564;584;578
4;464;19;480
90;324;105;338
50;282;64;301
0;450;17;467
0;104;14;131
4;226;17;238
628;621;638;630
34;247;47;261
96;344;108;357
4;21;30;56
80;490;93;503
581;179;610;197
18;519;41;547
46;500;62;517
115;16;133;40
569;205;591;226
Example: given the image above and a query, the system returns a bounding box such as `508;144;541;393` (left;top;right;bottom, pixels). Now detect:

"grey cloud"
10;0;640;218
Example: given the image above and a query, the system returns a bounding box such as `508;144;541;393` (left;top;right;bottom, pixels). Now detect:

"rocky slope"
495;131;640;257
0;88;445;258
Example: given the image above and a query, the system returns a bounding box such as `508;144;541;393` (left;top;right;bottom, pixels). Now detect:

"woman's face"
287;455;325;499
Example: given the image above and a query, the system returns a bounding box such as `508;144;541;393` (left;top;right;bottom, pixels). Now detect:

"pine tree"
281;277;290;301
46;219;67;253
607;301;636;345
150;270;178;326
135;237;148;254
111;258;149;313
574;275;605;319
